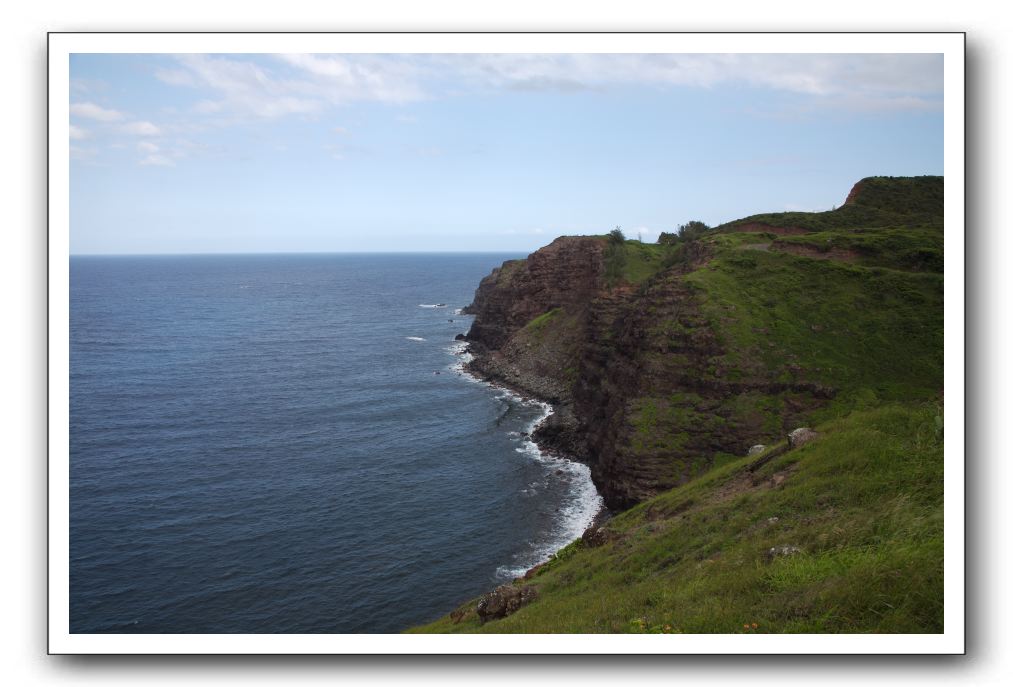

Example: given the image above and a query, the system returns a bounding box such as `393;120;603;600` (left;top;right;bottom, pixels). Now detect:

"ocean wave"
445;342;603;580
418;304;447;308
405;336;426;342
446;341;476;376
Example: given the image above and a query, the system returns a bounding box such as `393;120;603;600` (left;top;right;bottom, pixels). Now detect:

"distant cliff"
462;176;944;509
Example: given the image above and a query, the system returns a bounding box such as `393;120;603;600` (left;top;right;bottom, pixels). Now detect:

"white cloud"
153;53;942;124
139;153;174;167
156;54;323;118
69;125;89;140
122;121;162;136
154;53;427;121
332;126;349;135
70;102;124;122
134;139;194;167
153;67;196;87
70;145;97;161
439;53;942;98
127;52;943;141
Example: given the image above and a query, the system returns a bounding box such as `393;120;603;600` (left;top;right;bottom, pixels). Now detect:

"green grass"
772;225;943;272
410;403;943;633
604;240;671;287
845;176;943;216
523;307;563;338
684;249;942;417
716;177;942;236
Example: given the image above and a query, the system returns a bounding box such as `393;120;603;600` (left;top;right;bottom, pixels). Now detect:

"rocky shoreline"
454;339;609;571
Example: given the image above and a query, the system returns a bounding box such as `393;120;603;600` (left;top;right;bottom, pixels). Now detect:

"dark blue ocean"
69;254;602;634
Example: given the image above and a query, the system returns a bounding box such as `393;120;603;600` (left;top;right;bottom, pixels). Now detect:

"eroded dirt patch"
773;242;861;263
711;462;801;505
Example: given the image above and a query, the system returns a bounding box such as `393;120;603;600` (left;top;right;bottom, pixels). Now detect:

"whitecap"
443;334;604;580
446;341;477;376
406;336;426;342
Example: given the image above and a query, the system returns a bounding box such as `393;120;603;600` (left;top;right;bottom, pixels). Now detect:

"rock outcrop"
464;236;605;351
787;427;819;449
476;584;538;623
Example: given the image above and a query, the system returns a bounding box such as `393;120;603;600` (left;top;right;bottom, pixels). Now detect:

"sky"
68;53;944;254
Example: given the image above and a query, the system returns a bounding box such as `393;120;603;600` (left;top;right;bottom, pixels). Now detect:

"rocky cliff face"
463;237;833;509
462;177;943;510
464;236;605;351
463;235;766;508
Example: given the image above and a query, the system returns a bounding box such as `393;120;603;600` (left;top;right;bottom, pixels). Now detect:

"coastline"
449;338;606;579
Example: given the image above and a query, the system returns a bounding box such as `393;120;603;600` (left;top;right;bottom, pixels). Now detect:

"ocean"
69;253;603;634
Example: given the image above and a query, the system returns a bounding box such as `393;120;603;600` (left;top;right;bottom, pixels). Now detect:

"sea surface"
70;253;603;633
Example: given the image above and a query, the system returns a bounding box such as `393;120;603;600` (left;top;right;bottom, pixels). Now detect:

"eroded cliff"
462;176;943;510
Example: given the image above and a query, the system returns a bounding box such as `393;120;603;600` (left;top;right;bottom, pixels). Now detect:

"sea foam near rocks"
447;340;604;580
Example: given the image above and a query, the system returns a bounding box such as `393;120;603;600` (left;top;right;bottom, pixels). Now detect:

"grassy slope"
624;178;942;480
411;403;943;633
685;248;943;412
717;175;943;273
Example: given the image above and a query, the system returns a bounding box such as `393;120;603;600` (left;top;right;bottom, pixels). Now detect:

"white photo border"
48;31;965;655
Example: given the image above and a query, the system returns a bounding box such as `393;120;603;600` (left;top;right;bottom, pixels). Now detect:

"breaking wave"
447;341;604;581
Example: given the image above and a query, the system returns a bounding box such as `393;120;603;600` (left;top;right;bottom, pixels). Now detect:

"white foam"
446;341;476;375
494;459;602;579
406;336;426;342
453;308;464;315
444;338;604;579
418;304;447;308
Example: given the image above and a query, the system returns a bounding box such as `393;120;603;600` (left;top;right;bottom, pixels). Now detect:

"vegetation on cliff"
416;176;945;633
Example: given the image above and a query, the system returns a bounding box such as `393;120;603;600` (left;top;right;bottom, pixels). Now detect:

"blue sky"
69;53;943;254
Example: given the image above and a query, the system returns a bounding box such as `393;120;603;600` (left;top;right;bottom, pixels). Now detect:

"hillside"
412;403;942;633
413;176;944;633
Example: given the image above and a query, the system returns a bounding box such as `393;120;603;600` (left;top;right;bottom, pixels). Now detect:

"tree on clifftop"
608;226;626;245
658;220;711;245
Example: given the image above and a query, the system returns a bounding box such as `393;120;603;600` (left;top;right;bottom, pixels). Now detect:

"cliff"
412;175;945;634
462;176;943;509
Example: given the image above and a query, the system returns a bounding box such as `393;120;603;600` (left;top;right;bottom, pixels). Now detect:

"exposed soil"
772;242;861;263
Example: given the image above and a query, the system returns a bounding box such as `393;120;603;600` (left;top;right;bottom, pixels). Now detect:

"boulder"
476;584;538;623
787;427;819;449
581;525;614;548
747;444;766;456
765;545;802;563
